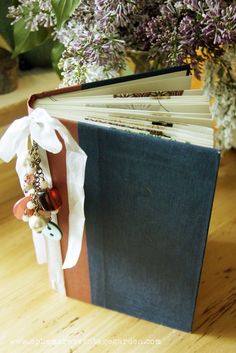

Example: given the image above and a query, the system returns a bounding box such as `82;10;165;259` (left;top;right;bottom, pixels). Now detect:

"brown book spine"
28;88;91;302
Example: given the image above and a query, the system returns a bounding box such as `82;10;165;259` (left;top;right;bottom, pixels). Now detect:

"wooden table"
0;72;235;352
0;69;60;127
0;149;235;353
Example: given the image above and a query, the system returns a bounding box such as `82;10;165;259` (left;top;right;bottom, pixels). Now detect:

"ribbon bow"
0;108;87;271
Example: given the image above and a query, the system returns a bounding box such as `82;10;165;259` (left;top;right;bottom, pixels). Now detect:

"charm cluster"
13;142;63;240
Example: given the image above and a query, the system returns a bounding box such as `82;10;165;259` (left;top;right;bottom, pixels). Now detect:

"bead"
42;221;63;240
38;192;51;211
28;215;47;233
13;196;31;220
26;201;35;210
27;188;35;195
24;184;33;192
38;188;62;211
38;210;51;221
24;208;34;217
24;174;35;184
48;187;62;209
40;180;49;190
22;215;29;222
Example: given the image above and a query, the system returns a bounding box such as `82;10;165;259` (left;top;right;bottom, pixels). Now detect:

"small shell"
13;196;31;220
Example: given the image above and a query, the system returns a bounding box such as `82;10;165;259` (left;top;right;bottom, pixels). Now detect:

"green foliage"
20;39;54;69
51;0;81;29
0;0;14;49
51;41;65;76
0;0;79;68
13;19;49;57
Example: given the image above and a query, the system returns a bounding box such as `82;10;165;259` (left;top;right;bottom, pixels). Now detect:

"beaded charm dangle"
13;141;63;240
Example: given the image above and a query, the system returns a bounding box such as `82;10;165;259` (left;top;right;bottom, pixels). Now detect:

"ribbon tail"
62;149;87;269
0;118;29;162
46;239;66;293
32;232;48;264
38;147;65;292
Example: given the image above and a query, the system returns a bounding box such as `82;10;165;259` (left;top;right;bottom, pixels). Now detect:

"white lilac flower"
84;65;119;82
205;49;236;150
8;0;56;31
57;19;126;85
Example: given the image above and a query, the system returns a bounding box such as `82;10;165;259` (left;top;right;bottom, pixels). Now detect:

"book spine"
47;119;91;302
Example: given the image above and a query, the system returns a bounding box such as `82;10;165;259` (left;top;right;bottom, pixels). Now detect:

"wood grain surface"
0;74;235;353
0;147;235;353
0;69;60;127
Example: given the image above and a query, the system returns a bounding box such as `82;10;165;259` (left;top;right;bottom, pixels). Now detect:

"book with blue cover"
29;65;220;332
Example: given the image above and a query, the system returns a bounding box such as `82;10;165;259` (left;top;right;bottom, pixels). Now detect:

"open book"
29;65;220;332
33;65;215;149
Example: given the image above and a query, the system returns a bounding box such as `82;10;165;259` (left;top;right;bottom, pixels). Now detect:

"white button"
42;221;63;240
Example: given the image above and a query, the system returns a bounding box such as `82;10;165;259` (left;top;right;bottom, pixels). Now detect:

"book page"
33;72;214;148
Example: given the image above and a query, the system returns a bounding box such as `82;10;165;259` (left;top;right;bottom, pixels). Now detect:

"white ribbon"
0;108;87;270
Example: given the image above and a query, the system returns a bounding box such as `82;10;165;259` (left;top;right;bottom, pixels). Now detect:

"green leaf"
20;39;54;69
51;41;65;76
217;65;225;79
13;18;49;56
51;0;81;29
0;0;14;49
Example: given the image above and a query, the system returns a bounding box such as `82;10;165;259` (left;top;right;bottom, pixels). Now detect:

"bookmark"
0;108;87;270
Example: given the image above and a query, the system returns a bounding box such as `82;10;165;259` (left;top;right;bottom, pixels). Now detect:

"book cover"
27;66;220;331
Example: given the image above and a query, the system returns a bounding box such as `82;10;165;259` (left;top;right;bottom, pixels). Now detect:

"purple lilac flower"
7;0;236;85
94;0;139;31
201;2;236;46
144;0;236;78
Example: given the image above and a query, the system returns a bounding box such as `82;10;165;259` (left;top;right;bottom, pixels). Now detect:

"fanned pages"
33;66;215;148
